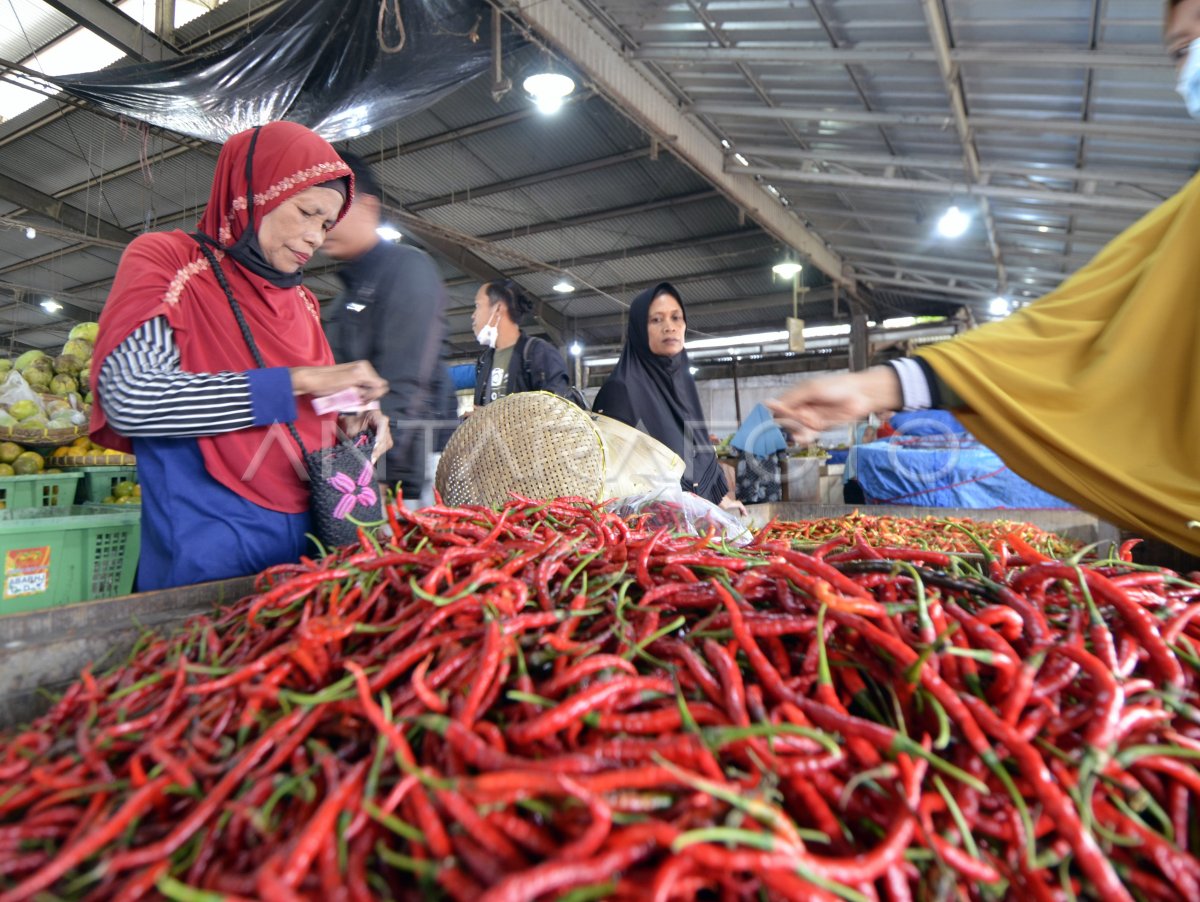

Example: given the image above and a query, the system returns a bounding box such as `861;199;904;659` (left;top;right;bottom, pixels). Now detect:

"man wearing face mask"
471;280;580;408
766;0;1200;556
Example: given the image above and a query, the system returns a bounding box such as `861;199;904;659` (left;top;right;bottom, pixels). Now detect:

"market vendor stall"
0;499;1195;900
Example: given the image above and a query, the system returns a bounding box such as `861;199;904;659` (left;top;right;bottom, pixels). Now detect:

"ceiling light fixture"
687;330;788;351
772;261;803;279
569;341;583;356
24;227;36;239
1037;225;1050;233
937;205;970;238
40;299;62;313
523;71;575;115
553;280;575;293
375;225;402;241
989;296;1011;317
733;152;750;166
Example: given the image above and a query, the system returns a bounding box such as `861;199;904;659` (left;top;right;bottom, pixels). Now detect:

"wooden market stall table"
0;576;254;728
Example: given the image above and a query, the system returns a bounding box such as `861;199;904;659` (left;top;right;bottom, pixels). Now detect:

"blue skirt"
132;437;313;591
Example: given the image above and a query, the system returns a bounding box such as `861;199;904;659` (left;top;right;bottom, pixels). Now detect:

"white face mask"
1177;38;1200;119
475;309;500;348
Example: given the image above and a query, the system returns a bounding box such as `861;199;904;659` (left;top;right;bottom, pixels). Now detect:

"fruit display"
0;324;97;445
48;434;133;464
99;480;140;504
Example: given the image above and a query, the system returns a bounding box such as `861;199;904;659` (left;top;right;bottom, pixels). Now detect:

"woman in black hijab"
593;282;729;505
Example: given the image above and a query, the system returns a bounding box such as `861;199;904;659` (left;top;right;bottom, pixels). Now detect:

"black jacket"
473;333;580;408
329;241;452;499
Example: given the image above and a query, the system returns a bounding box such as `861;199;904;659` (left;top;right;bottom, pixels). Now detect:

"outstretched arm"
765;366;903;444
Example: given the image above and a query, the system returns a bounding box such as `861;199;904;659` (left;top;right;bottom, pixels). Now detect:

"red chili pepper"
0;776;172;902
459;620;504;726
280;758;367;887
960;694;1132;901
477;822;671;902
505;676;674;746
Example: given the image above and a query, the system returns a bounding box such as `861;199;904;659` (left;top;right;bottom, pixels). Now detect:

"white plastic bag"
0;370;45;417
605;486;753;546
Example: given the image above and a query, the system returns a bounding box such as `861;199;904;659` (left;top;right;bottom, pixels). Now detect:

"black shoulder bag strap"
193;239;311;459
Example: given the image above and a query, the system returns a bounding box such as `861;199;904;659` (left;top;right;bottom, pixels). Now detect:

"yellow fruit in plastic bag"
8;400;38;421
113;480;136;499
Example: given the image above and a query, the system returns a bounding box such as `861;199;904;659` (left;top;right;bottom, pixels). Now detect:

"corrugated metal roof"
0;0;1190;364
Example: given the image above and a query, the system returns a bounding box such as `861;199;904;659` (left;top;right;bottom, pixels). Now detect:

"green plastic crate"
0;472;83;511
72;466;138;504
0;506;140;614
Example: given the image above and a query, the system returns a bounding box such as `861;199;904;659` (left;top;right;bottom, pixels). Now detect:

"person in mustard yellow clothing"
768;0;1200;555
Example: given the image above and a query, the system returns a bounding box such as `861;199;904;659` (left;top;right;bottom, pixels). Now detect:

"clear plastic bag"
0;371;45;417
605;486;753;547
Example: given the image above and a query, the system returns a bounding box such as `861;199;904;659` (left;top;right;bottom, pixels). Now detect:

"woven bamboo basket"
435;392;682;508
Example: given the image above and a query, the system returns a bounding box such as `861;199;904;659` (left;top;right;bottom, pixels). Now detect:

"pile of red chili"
758;511;1081;558
1;499;1198;901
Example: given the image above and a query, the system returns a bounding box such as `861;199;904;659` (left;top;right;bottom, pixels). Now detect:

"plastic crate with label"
0;506;140;615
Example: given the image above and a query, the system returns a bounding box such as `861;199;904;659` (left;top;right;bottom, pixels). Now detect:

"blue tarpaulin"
847;436;1073;509
731;404;788;457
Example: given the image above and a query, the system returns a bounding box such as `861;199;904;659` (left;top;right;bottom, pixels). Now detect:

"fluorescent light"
375;225;402;241
720;139;731;149
802;323;852;339
24;227;35;239
1023;277;1037;284
584;356;619;367
772;262;802;279
989;297;1010;317
689;366;698;375
936;205;970;239
569;341;583;356
881;317;917;329
687;330;787;351
1037;225;1050;233
553;280;575;293
766;184;780;196
733;153;749;166
523;72;575;115
40;299;62;313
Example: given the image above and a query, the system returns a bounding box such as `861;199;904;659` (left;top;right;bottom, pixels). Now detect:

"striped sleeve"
98;317;288;437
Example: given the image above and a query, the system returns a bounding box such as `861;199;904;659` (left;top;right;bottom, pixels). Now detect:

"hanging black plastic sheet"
55;0;519;143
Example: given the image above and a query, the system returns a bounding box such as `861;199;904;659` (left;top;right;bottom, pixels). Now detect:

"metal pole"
731;356;742;422
491;8;511;102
